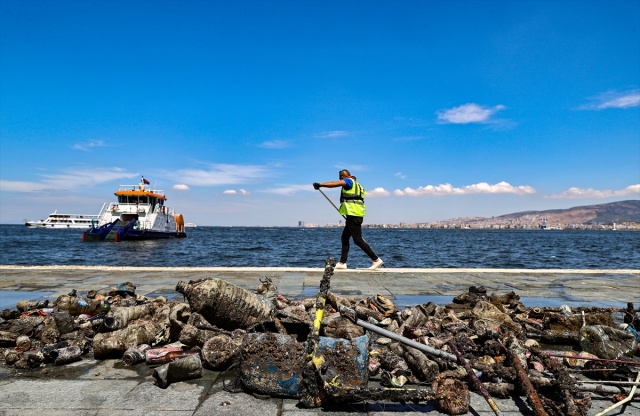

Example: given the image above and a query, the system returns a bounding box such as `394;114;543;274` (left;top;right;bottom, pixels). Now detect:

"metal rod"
575;380;640;386
510;350;549;416
339;306;457;362
449;342;503;416
543;352;640;366
317;188;346;219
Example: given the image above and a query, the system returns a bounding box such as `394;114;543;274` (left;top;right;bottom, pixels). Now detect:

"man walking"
313;169;384;270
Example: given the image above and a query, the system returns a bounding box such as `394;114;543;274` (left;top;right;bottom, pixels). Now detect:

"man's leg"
348;216;378;260
340;223;352;264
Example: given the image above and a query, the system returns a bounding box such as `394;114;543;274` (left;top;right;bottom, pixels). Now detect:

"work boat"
83;178;186;242
25;210;101;229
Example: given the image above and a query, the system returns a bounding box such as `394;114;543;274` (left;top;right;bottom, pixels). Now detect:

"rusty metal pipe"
339;306;457;362
542;352;640;366
510;349;550;416
449;342;503;416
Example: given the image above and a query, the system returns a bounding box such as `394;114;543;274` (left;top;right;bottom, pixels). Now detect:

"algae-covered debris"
1;273;638;416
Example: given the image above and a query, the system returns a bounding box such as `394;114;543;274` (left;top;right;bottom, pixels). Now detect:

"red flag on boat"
142;177;150;185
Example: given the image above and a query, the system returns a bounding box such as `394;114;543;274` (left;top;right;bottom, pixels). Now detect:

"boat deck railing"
118;184;165;195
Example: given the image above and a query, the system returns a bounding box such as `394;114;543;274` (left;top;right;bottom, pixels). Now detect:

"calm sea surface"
0;225;638;269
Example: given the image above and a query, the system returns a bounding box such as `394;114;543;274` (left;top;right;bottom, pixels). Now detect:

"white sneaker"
368;258;384;270
334;262;347;269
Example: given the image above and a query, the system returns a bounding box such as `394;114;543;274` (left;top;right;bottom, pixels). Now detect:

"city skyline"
1;1;639;226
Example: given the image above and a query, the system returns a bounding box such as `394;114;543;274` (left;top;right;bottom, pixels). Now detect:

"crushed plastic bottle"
54;294;103;316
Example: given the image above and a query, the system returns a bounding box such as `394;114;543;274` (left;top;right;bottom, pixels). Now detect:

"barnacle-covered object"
175;278;273;330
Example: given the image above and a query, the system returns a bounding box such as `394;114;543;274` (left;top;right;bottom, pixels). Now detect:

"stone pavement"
0;266;639;415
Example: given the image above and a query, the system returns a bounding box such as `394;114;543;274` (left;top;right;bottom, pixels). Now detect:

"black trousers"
340;215;378;263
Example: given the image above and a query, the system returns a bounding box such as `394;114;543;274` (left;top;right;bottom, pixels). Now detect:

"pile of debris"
1;258;638;415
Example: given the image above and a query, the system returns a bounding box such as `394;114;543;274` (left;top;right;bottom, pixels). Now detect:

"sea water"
0;225;638;269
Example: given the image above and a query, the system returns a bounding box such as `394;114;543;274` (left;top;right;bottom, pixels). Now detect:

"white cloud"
315;130;348;139
165;164;270;186
581;89;640;110
223;189;250;195
259;140;290;149
172;184;190;191
0;167;137;193
367;187;390;197
549;184;640;199
395;181;536;196
437;103;506;124
394;172;406;180
0;180;43;192
261;184;312;195
72;140;107;151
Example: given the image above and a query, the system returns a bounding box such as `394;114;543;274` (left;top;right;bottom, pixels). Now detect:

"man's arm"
313;180;346;189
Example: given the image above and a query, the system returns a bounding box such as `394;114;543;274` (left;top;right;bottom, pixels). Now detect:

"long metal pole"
339;307;457;362
449;342;503;416
317;189;346;219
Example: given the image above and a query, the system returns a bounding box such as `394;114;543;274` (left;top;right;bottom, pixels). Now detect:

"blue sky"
1;0;639;226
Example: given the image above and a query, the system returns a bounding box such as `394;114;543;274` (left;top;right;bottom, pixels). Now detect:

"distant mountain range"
493;200;640;225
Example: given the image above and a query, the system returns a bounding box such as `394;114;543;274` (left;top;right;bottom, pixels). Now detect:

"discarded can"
50;345;83;366
41;341;70;362
175;278;273;330
122;344;151;366
152;355;203;389
15;335;31;351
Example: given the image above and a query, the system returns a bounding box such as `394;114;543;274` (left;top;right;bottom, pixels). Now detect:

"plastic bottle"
16;300;49;312
175;278;273;330
54;294;103;316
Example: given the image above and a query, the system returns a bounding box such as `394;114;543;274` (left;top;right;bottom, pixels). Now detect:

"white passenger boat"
83;177;187;241
25;211;101;229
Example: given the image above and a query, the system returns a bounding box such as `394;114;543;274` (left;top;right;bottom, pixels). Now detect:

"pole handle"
317;188;347;219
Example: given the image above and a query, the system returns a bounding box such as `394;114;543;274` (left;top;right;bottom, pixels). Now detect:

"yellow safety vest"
340;179;366;217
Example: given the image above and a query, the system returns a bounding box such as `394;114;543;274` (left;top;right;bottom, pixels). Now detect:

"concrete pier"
0;266;639;415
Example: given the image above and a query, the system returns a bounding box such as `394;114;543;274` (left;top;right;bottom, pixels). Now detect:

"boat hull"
83;179;187;242
83;219;187;242
25;211;99;229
